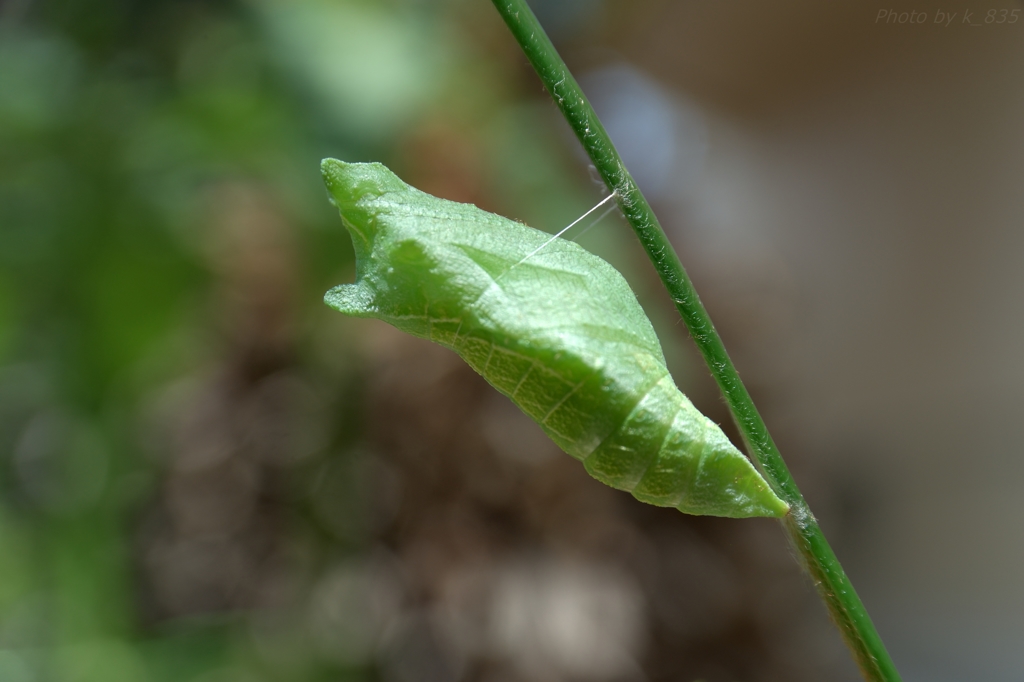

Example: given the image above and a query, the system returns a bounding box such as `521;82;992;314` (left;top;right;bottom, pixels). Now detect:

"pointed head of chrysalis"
321;158;407;214
321;159;409;256
321;159;423;319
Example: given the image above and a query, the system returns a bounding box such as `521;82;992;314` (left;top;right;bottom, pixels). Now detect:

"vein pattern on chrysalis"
322;159;789;519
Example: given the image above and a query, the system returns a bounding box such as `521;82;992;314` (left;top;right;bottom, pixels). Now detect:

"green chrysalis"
322;159;788;519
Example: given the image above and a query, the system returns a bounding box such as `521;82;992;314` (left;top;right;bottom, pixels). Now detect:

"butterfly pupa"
322;159;788;519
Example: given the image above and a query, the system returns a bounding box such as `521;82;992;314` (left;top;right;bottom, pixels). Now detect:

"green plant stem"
488;1;901;680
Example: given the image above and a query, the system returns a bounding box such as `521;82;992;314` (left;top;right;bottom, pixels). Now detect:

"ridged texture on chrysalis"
322;159;788;519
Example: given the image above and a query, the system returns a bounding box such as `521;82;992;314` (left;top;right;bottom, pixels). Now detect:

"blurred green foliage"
0;1;604;680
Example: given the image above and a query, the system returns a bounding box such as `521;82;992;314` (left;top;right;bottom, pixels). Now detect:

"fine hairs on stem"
487;1;902;680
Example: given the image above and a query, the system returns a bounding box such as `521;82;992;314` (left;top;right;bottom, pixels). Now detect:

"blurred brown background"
0;0;1022;681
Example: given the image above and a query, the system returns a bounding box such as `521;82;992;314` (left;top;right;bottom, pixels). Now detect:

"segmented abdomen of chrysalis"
322;159;789;519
